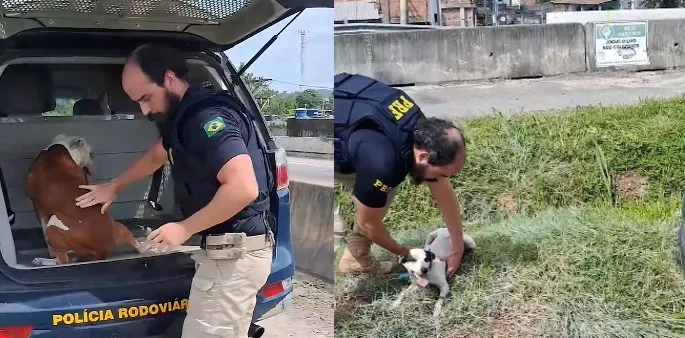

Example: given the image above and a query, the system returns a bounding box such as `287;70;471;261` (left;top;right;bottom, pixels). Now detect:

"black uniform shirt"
170;86;268;236
346;129;409;208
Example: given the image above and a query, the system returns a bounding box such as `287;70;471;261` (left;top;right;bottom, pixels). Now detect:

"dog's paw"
32;257;58;266
136;241;152;254
432;299;444;317
463;234;477;250
432;308;442;317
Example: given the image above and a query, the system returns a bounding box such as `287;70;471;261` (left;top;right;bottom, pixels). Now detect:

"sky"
225;8;333;93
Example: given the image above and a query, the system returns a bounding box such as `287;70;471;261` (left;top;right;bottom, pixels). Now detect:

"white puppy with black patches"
391;227;476;317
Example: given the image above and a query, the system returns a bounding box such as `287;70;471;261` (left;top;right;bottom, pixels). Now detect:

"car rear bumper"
22;291;293;338
24;312;186;338
255;291;293;322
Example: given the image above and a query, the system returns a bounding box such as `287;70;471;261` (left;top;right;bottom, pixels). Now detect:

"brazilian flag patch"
203;117;226;137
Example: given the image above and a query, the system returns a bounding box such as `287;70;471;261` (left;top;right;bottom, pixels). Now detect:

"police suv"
0;0;328;337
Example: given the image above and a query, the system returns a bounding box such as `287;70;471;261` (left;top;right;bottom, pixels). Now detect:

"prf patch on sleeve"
203;116;226;137
373;179;390;192
387;94;415;121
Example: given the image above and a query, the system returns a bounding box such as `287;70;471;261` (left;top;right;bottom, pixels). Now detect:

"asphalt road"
287;156;333;186
403;69;685;118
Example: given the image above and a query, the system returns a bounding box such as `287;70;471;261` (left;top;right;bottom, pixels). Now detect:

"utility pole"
400;0;408;24
298;30;307;92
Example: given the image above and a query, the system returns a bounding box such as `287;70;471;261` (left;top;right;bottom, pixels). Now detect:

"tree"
270;96;298;118
295;89;323;108
642;0;682;7
235;64;333;119
238;62;269;94
237;62;283;112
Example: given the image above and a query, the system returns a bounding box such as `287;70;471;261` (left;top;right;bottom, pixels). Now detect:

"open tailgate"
0;0;332;51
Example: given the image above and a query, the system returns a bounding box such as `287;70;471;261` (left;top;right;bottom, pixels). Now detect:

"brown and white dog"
26;134;147;266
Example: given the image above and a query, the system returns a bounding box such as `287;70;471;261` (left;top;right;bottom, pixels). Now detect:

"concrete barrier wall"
334;18;685;85
286;118;334;138
267;126;287;136
335;23;588;85
289;181;334;282
274;136;333;159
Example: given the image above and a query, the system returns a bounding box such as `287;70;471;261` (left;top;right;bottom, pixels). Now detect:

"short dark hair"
413;117;465;166
126;44;189;86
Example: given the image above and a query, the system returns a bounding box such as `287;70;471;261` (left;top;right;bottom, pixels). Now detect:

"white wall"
546;8;685;24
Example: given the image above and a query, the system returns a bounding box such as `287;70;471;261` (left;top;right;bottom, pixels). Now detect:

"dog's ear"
69;137;85;149
399;252;413;264
424;250;435;262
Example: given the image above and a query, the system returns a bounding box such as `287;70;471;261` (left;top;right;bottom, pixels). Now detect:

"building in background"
549;0;621;12
333;0;476;27
440;0;477;26
334;0;383;23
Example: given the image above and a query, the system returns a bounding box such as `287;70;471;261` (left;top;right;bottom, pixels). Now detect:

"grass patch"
334;96;685;230
334;97;685;337
335;200;685;338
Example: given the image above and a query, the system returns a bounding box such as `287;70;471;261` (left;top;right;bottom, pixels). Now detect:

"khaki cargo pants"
181;232;274;338
334;171;398;241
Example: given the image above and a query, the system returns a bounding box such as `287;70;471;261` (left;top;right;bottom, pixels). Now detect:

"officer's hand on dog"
75;182;119;214
444;252;462;277
146;222;193;253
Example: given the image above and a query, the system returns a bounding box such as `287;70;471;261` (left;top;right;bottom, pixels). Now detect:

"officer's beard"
408;162;429;185
146;90;182;122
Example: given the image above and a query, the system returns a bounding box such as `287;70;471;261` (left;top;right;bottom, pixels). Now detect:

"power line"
267;79;333;90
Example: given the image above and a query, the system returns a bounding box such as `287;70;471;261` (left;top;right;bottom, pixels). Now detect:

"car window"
0;61;224;119
43;98;77;117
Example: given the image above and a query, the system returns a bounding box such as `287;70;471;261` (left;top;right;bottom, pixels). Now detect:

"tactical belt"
200;232;272;260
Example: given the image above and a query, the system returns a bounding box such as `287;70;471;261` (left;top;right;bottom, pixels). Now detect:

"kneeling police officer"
334;72;468;277
75;44;274;338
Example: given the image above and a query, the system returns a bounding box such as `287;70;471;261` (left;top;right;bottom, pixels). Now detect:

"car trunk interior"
0;56;228;269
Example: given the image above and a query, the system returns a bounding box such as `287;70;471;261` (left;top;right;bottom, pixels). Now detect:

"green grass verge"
335;96;685;231
335;200;685;338
334;97;685;337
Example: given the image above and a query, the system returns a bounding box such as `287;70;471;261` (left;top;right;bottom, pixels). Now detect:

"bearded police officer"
334;72;468;276
75;44;274;338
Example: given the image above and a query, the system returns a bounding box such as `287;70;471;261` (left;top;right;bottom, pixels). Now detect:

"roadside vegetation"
334;97;685;338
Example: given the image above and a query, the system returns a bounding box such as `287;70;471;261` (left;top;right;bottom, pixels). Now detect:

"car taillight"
275;147;289;190
261;277;292;299
0;326;33;338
